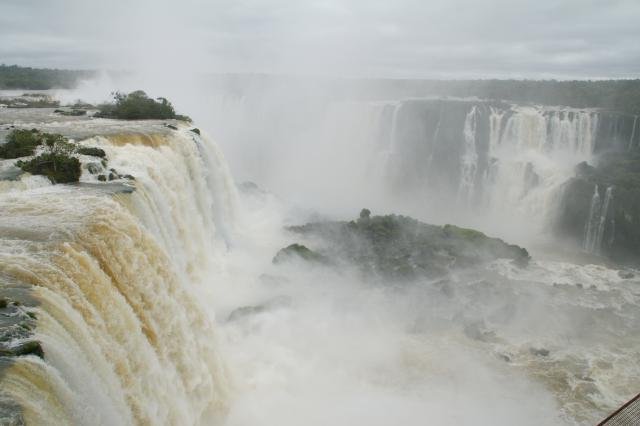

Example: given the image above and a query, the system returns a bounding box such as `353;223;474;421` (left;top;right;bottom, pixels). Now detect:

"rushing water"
0;104;638;425
0;118;235;424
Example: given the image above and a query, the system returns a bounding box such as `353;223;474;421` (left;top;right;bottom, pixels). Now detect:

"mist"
2;0;640;425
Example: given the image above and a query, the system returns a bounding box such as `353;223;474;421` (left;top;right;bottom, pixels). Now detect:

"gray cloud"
1;0;639;78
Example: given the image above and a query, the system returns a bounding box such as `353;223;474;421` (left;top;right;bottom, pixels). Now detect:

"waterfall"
628;115;638;150
458;106;478;204
366;100;608;240
583;185;613;254
595;186;614;253
583;185;602;253
0;128;236;424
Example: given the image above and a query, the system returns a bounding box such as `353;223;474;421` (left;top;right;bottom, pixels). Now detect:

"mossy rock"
273;243;329;265
76;146;106;158
286;210;530;280
0;341;44;359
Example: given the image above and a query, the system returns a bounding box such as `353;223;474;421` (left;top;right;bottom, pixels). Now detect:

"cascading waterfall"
583;185;602;253
582;185;614;254
367;100;609;241
0;127;237;425
628;115;638;150
458;106;478;204
596;186;614;251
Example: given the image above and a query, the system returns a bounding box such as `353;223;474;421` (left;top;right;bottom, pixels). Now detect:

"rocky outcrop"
556;152;640;263
280;210;530;281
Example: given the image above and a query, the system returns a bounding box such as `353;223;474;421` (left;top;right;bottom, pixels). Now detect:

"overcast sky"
1;0;640;79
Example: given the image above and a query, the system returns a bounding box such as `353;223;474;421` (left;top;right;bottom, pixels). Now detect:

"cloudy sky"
1;0;639;79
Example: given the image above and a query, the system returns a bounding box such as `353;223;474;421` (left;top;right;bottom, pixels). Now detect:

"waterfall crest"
0;128;236;425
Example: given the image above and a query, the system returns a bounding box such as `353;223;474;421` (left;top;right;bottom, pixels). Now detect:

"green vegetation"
17;153;81;183
0;129;111;184
0;64;92;89
16;136;81;183
0;129;44;158
96;90;191;121
76;147;106;158
284;210;530;280
370;79;640;115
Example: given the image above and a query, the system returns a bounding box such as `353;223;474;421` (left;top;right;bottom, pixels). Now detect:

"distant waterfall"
458;106;478;204
584;185;602;253
0;128;237;424
628;116;638;150
583;185;614;254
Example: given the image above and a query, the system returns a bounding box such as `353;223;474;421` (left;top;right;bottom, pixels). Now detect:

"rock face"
280;212;530;281
272;243;329;265
556;152;640;263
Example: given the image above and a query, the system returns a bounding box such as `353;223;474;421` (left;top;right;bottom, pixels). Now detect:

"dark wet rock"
273;243;329;265
530;347;550;357
618;270;634;279
122;174;135;180
227;296;292;322
166;124;178;130
0;341;44;359
54;108;86;116
238;181;268;196
108;172;117;181
227;305;267;322
76;147;106;158
190;128;200;135
498;353;511;362
97;174;106;182
556;152;640;263
86;162;102;174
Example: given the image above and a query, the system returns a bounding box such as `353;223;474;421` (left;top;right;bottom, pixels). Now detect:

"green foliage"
76;147;106;158
5;130;84;183
96;90;178;120
0;129;43;158
0;64;92;90
358;78;640;115
17;153;81;183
